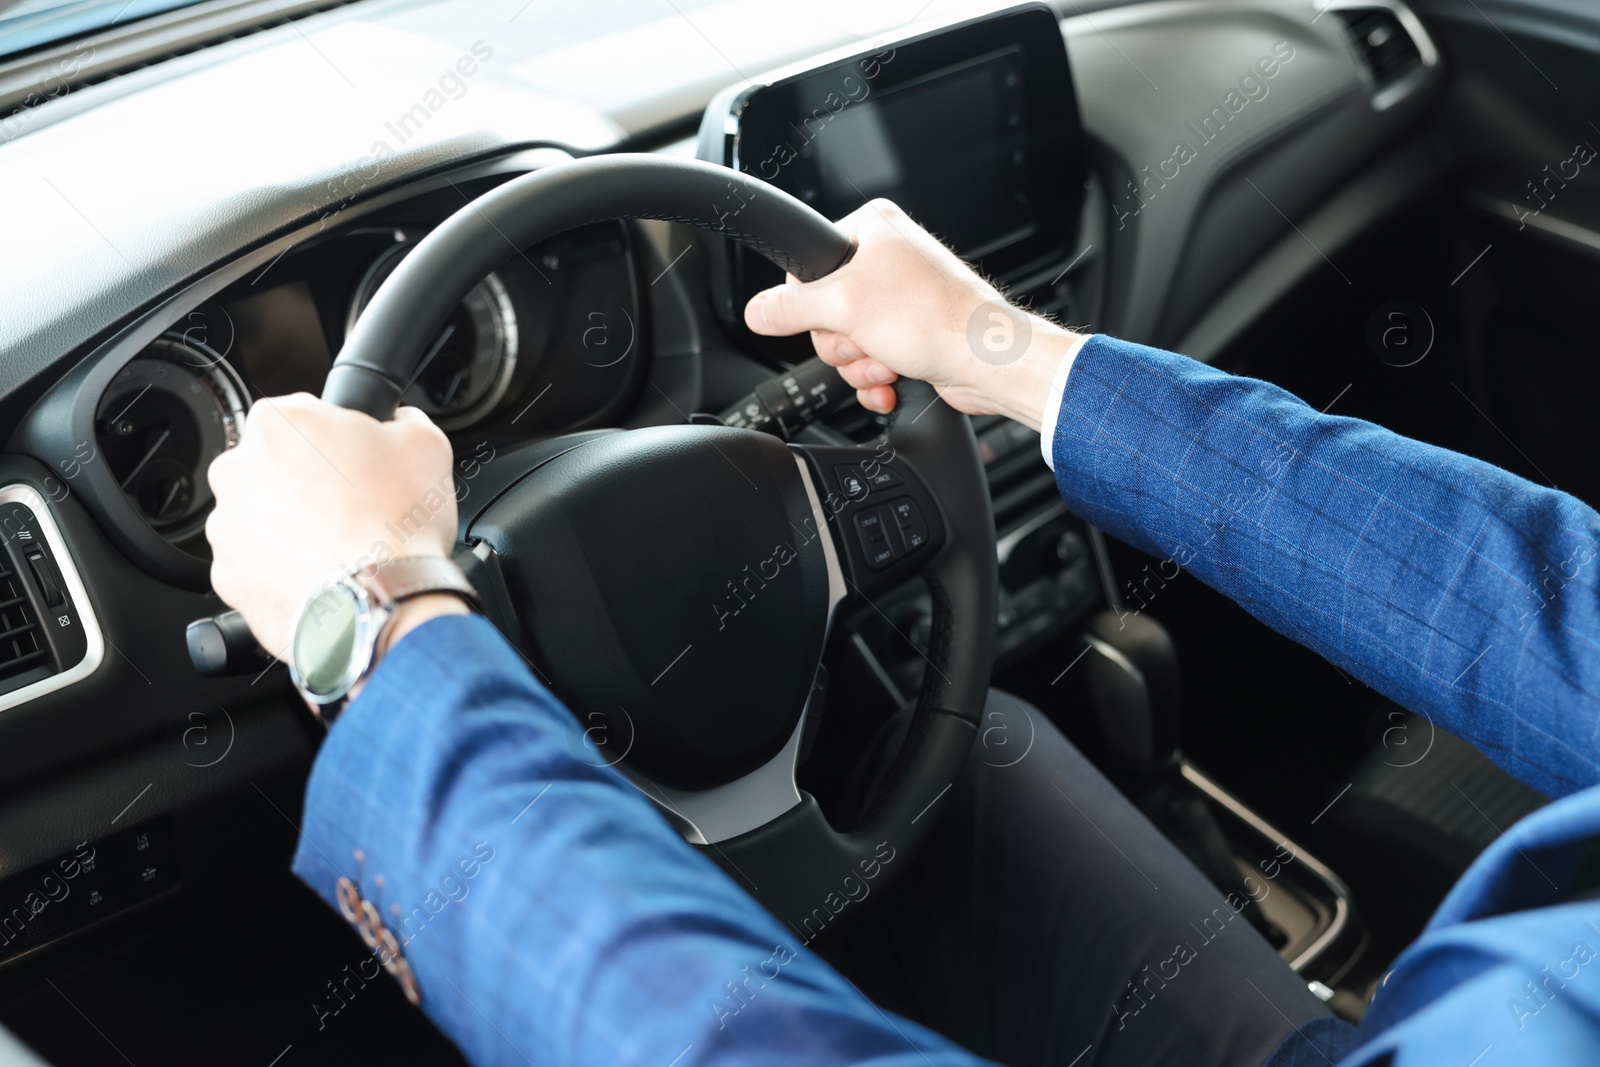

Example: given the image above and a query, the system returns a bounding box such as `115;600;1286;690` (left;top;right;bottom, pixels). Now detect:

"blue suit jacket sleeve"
1049;335;1600;799
290;613;991;1067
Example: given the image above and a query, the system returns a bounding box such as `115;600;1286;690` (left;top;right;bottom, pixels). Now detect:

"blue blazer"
293;335;1600;1066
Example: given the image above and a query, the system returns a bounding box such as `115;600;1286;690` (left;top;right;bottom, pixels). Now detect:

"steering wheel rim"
329;154;997;933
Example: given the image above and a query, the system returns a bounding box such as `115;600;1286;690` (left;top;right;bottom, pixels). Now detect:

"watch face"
293;582;362;699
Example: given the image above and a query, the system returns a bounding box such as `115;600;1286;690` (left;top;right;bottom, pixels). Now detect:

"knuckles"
863;197;904;219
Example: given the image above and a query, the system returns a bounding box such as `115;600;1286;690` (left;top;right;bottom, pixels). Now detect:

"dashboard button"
110;821;167;865
23;549;65;609
69;880;115;920
75;846;103;881
122;857;174;895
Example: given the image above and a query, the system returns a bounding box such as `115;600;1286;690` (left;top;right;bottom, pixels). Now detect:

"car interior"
0;0;1594;1061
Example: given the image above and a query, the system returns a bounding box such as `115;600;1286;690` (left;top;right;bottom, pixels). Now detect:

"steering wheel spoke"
605;448;849;845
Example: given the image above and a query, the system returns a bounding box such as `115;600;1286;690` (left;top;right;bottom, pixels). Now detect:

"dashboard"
0;0;1447;988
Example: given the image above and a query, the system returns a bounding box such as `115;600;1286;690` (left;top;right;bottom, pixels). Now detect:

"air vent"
0;486;103;712
0;558;50;686
1337;7;1424;87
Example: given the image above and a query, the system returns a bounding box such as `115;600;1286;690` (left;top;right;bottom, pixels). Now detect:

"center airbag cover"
469;425;833;790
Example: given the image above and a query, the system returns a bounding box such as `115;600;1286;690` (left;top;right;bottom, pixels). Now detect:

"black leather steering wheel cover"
879;378;997;733
325;155;995;932
715;378;996;931
327;153;855;419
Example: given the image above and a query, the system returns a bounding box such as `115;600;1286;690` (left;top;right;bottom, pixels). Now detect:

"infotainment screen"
698;3;1084;352
796;48;1034;259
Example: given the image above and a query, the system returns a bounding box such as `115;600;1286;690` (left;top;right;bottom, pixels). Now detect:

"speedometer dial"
346;235;519;430
95;335;249;542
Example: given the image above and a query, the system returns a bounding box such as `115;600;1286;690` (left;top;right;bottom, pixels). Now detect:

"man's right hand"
743;198;1084;430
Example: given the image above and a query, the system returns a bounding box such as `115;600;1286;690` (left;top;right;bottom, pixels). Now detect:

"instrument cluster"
92;201;646;553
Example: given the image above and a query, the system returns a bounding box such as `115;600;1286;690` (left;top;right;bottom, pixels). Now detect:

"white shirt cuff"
1039;334;1092;472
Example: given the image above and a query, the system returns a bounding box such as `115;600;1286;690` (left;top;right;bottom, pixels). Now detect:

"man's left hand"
205;393;462;658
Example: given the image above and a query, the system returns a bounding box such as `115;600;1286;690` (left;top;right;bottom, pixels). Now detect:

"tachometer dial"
346;235;519;430
95;335;250;542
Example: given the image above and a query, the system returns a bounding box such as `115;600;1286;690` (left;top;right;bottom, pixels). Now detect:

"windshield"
0;0;761;66
1;0;216;60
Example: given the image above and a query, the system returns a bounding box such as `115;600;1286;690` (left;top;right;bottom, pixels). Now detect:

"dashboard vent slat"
0;565;48;684
1337;8;1424;88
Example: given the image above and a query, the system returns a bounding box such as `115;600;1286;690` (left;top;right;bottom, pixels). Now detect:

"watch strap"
357;556;482;612
303;557;481;725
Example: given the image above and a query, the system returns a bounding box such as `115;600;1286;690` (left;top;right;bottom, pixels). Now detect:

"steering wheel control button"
837;463;904;502
836;466;869;500
864;466;903;492
889;497;929;553
854;507;899;571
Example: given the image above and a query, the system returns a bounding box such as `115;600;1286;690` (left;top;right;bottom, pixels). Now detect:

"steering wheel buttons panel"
800;445;946;595
837;462;904;502
854;508;898;570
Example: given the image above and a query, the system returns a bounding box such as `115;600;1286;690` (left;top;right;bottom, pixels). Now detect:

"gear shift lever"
1082;611;1278;940
1083;613;1182;771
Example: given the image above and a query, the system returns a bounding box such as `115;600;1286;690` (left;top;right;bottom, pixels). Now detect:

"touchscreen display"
796;49;1034;259
702;3;1084;355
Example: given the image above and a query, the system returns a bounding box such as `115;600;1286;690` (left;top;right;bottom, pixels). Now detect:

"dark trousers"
818;690;1334;1067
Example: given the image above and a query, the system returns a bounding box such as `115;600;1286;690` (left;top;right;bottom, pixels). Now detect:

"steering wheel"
327;154;997;931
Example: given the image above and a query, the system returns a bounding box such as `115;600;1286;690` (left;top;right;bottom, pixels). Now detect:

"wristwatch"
289;556;481;719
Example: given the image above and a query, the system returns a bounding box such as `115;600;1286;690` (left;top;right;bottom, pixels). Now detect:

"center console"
693;2;1364;996
697;2;1107;677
